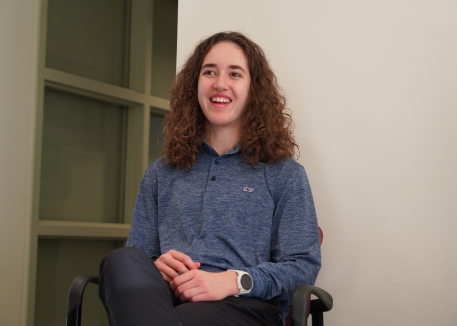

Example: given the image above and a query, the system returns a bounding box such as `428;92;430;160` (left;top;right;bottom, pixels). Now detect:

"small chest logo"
243;187;254;193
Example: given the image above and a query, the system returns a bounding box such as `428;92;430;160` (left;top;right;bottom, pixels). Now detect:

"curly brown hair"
163;31;298;171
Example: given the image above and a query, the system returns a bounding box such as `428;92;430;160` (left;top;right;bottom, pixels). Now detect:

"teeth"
211;97;231;103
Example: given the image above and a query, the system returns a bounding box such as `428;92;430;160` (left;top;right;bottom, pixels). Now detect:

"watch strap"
228;269;253;296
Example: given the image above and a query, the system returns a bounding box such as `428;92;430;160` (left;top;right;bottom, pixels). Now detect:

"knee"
99;247;163;296
102;246;147;266
100;247;153;279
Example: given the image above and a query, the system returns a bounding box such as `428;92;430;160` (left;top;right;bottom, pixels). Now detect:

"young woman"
99;31;321;326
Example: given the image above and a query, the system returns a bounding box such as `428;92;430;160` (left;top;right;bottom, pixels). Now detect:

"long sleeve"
241;161;321;302
126;164;161;258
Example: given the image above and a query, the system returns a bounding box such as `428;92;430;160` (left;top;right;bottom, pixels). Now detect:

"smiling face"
198;41;251;134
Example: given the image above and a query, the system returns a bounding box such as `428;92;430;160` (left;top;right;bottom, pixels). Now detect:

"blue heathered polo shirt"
126;142;321;325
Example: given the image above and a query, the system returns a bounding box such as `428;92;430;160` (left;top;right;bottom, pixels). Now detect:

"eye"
202;70;215;75
231;72;241;77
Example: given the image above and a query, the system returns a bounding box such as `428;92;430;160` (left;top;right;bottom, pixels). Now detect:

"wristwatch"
228;270;253;296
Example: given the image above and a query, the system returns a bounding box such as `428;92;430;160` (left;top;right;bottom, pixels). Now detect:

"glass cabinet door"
34;239;122;326
46;0;130;87
39;89;127;223
151;0;178;99
33;1;178;325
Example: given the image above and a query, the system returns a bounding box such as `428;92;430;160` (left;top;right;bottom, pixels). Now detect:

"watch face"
240;274;253;290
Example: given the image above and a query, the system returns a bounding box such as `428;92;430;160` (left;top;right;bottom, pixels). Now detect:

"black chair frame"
66;275;332;326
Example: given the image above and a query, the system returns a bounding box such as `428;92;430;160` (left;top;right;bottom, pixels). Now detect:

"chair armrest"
66;275;99;326
290;285;333;326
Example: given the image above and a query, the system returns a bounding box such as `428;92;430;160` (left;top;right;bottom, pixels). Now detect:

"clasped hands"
154;250;239;303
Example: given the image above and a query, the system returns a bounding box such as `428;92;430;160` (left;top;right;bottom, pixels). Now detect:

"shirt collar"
202;139;241;156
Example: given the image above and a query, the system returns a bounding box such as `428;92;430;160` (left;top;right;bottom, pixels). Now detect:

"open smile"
210;95;232;104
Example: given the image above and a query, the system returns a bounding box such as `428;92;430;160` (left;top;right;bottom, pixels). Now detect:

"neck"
204;124;241;156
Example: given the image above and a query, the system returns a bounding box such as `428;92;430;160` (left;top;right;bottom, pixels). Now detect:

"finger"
166;259;191;275
155;261;180;280
174;272;209;301
172;270;195;288
174;277;197;297
156;254;189;275
159;253;192;275
169;250;199;271
172;272;200;297
160;271;172;283
186;293;210;302
158;251;199;275
178;284;206;302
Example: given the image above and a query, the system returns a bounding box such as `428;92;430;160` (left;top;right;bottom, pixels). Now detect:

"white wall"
0;1;40;325
177;1;457;325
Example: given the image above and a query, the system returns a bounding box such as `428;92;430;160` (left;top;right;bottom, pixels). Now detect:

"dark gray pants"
99;247;282;326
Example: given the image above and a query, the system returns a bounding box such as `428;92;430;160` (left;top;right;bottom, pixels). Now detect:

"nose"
213;75;228;91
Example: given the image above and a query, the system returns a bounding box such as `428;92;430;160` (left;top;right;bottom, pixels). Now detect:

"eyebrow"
201;63;246;73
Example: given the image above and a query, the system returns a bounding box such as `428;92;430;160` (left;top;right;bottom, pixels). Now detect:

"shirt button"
215;160;220;165
211;176;216;181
